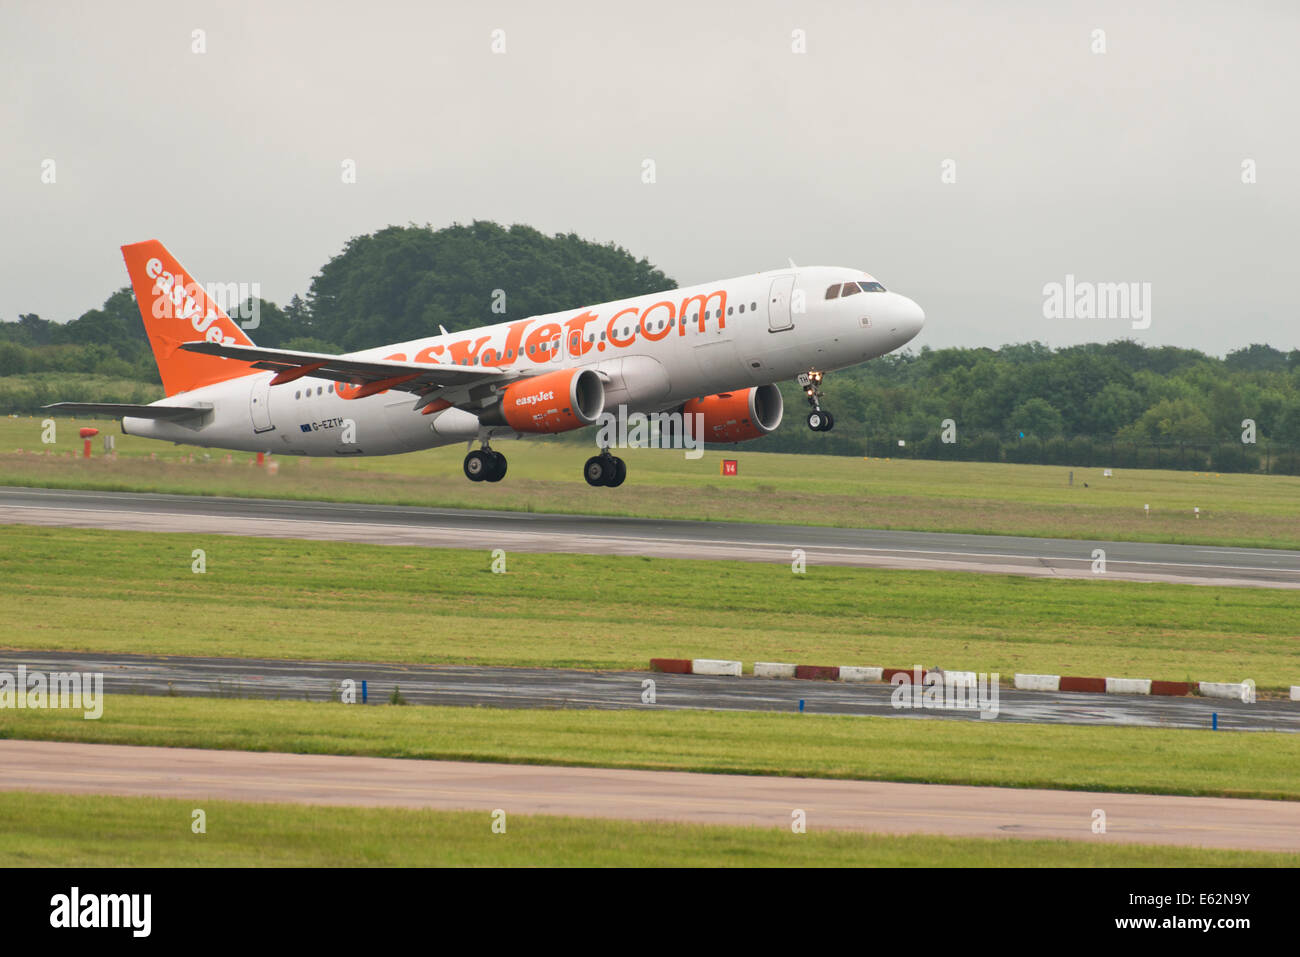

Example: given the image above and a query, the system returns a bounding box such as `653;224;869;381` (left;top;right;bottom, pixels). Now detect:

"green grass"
2;525;1296;687
3;695;1298;801
7;415;1300;547
3;790;1293;866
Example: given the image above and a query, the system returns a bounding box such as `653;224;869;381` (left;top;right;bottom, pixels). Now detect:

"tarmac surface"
2;485;1299;587
3;650;1295;733
3;739;1297;851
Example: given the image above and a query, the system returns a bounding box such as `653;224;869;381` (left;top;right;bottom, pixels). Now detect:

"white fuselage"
125;266;924;455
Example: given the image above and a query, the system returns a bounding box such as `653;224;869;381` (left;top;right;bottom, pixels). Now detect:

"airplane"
45;240;925;485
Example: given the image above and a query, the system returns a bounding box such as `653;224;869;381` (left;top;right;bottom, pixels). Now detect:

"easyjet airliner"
46;241;924;485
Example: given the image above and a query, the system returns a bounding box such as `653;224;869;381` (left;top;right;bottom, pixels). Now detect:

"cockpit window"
840;282;861;298
825;284;840;300
858;281;886;293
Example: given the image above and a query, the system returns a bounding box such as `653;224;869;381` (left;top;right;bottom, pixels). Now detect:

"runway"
3;485;1299;587
5;650;1296;733
2;739;1297;851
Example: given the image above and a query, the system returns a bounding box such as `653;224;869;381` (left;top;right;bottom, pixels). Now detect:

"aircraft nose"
893;294;925;342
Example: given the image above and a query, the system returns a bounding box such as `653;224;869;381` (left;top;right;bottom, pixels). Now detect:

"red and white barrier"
649;659;1280;701
1105;677;1152;695
1015;674;1060;692
1199;681;1255;703
691;659;742;677
838;666;883;683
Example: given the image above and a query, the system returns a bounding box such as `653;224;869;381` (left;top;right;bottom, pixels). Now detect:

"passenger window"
738;304;745;314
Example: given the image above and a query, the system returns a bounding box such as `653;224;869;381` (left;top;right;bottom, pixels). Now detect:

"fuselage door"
768;275;795;332
250;375;274;433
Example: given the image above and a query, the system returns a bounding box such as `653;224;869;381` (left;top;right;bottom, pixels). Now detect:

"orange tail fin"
122;240;258;396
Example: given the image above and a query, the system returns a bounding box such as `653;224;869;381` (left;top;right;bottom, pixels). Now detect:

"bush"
1270;450;1300;476
1209;443;1260;473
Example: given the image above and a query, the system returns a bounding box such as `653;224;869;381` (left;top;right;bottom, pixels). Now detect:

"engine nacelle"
480;367;605;434
682;384;783;443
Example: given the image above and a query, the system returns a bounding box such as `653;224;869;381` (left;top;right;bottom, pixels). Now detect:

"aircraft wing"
178;341;507;397
42;402;213;420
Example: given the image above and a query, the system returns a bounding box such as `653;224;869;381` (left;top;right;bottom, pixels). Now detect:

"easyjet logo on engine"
515;390;555;407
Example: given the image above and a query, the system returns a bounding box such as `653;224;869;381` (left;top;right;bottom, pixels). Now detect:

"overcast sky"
3;0;1296;355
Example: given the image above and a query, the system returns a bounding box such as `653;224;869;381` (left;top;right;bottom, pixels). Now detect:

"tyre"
584;455;608;487
807;412;824;431
821;412;835;431
485;451;507;482
463;450;490;481
607;456;627;487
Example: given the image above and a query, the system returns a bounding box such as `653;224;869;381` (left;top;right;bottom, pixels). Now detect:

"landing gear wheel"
484;450;507;482
800;371;834;432
584;453;626;487
464;449;491;482
607;456;627;487
584;455;610;487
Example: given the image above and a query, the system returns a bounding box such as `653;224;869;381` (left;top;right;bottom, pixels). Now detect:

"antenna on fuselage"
439;324;450;336
787;257;798;268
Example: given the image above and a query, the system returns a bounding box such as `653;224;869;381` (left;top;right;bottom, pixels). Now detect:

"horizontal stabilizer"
42;402;212;420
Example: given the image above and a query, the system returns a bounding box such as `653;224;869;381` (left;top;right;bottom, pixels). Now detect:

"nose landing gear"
584;448;627;487
799;371;834;432
464;445;508;482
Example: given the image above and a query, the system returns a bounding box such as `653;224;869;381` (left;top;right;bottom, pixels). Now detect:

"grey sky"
2;0;1296;355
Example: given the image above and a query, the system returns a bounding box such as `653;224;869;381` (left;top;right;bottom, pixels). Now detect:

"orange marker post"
78;427;99;459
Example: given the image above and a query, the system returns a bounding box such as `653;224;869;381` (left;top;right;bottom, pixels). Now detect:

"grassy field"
3;790;1293;867
3;694;1298;800
6;415;1300;548
1;525;1295;687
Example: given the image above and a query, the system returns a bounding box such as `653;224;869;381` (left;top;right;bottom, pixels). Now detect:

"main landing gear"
463;443;627;487
800;371;835;432
584;449;627;487
464;445;508;482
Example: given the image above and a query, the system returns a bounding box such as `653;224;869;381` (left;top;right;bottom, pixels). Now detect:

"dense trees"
762;341;1300;471
2;221;1297;470
307;222;675;350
